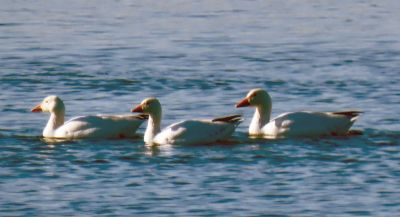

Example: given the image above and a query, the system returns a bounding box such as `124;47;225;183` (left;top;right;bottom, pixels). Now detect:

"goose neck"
43;110;65;137
144;113;162;143
249;104;271;134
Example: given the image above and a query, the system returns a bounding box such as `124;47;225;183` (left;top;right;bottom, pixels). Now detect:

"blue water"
1;0;400;216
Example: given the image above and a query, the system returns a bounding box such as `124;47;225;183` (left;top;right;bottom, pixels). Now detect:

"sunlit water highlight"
1;1;400;216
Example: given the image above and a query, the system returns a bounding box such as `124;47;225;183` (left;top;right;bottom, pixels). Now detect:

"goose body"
132;98;242;145
153;118;241;145
32;95;147;139
236;89;361;138
47;114;148;139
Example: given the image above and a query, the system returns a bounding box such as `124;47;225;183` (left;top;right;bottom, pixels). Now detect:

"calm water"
1;0;400;216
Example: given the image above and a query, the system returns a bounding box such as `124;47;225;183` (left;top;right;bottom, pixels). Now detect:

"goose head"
131;97;162;118
31;95;65;114
236;88;272;108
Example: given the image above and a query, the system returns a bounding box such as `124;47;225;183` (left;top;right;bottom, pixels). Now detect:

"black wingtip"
212;114;243;123
135;114;149;120
332;111;363;118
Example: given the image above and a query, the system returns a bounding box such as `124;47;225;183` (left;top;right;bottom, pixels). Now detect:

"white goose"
131;97;242;145
236;88;362;138
31;95;147;139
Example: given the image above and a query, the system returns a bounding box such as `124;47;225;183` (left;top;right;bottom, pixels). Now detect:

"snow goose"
236;88;361;138
31;95;147;139
131;97;242;145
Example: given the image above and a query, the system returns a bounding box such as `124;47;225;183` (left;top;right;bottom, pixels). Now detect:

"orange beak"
131;104;143;113
31;104;42;112
236;98;250;108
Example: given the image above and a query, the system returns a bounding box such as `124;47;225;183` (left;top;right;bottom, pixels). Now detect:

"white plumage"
32;95;147;139
236;88;361;138
132;98;242;145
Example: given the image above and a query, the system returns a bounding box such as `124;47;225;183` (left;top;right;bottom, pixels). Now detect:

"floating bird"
32;95;147;139
132;97;242;145
236;88;361;138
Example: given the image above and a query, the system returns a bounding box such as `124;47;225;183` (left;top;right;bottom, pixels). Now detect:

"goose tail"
212;114;243;125
332;110;363;122
135;114;149;120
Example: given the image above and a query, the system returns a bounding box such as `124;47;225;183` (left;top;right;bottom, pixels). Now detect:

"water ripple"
1;0;400;216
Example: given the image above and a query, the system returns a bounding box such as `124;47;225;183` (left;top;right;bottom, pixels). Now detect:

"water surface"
1;0;400;216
